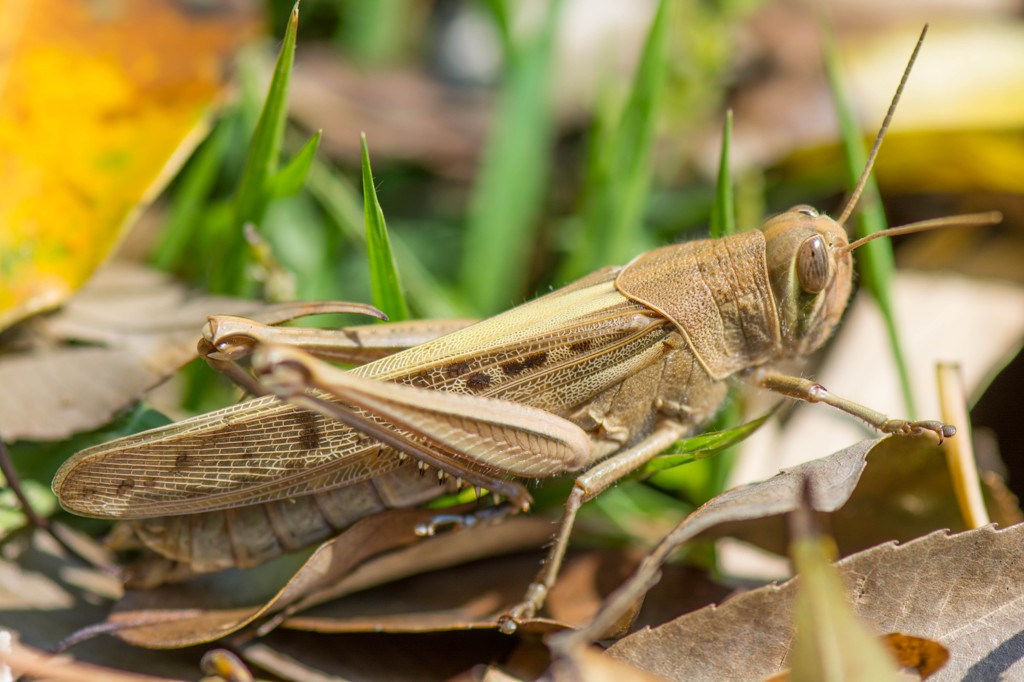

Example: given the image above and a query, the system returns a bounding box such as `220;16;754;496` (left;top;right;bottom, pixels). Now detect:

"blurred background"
1;1;1023;677
1;0;1023;576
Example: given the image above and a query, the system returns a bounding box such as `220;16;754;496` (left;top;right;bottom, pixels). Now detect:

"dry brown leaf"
280;551;571;635
277;512;555;620
563;439;878;647
35;264;255;344
606;523;1024;681
0;527;205;679
278;549;726;638
569;433;1011;646
0;347;182;443
0;638;188;682
107;512;555;648
668;437;879;544
0;264;262;441
108;506;478;649
550;644;672;682
707;435;1021;558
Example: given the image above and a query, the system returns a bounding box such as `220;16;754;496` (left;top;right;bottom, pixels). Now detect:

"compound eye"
794;205;819;217
797;234;829;293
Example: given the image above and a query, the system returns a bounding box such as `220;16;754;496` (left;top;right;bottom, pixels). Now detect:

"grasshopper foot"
414;504;514;537
498;583;548;634
881;419;955;442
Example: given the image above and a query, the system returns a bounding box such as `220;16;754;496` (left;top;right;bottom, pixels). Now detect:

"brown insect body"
617;207;853;377
53;207;850;577
54;28;988;623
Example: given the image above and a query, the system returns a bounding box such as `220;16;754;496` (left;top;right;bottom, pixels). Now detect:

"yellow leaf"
0;0;261;330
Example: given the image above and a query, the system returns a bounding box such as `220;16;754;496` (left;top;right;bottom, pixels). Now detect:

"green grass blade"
361;134;409;322
234;2;299;228
822;27;916;417
697;109;741;497
709;109;735;238
305;159;464;319
207;2;299;296
636;412;771;477
565;0;670;278
480;0;512;49
458;0;562;314
270;130;322;199
603;0;670;263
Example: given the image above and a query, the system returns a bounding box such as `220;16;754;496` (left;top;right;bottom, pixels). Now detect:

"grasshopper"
52;27;998;633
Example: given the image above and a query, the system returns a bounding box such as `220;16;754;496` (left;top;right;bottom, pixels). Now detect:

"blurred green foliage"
361;133;410;321
153;0;767;317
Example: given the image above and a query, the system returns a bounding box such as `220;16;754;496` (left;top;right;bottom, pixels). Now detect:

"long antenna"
836;25;928;227
841;211;1003;253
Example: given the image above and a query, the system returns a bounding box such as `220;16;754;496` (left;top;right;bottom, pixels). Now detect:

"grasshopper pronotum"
53;27;998;632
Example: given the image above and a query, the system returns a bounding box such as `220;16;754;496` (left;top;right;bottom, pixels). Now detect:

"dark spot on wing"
526;351;547;368
501;351;549;376
117;477;135;496
444;361;470;379
568;340;592;354
466;372;491;390
298;412;321;451
173;452;192;472
501;362;526;377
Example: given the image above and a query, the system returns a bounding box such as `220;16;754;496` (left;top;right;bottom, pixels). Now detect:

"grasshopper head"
753;28;1000;363
761;206;853;358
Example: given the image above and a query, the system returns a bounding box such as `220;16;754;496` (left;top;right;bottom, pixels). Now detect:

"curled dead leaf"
605;524;1024;681
106;511;556;648
0;265;262;441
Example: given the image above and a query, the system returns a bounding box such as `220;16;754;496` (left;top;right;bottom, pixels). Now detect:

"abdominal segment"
122;456;459;574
